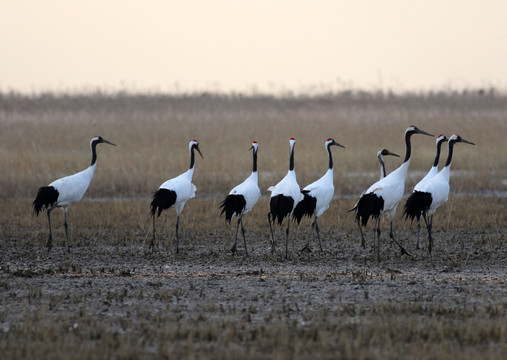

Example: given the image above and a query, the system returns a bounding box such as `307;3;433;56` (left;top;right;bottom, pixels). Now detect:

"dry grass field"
1;91;506;359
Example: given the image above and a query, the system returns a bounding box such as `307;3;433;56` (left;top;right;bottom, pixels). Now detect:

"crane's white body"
228;171;260;216
365;161;410;221
159;168;196;215
415;164;451;215
268;170;303;208
49;165;96;207
413;165;439;192
302;169;333;218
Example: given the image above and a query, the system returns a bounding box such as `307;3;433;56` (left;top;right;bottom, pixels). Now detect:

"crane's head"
326;138;345;149
91;136;116;147
189;140;203;158
405;125;434;137
436;134;448;145
448;134;475;146
377;148;399;158
289;137;296;151
249;141;259;152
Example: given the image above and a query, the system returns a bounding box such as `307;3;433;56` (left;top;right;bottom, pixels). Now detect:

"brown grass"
1;91;505;198
0;92;506;359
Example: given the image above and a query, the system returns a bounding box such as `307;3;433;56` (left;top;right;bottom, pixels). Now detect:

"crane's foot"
230;244;237;255
300;244;312;253
400;247;412;257
46;237;53;252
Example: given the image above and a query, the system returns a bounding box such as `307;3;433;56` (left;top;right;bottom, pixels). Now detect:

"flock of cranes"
32;126;474;260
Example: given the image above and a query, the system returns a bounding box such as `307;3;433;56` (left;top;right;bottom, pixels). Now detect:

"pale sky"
1;0;506;93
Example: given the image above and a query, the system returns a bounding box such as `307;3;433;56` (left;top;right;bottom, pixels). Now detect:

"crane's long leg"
314;218;323;252
63;208;70;253
175;215;180;254
416;217;422;249
388;221;410;256
376;218;381;262
230;216;241;255
268;213;276;254
358;223;366;249
240;217;248;257
422;212;433;254
285;218;291;260
46;204;57;251
151;214;156;249
300;219;315;252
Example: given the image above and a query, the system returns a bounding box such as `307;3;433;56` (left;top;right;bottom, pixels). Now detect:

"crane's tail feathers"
219;194;246;223
33;186;59;216
292;192;316;224
355;193;384;227
150;189;177;217
269;195;294;225
403;191;432;222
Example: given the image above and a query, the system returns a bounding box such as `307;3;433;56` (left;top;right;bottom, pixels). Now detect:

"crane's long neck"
327;143;334;170
252;148;258;173
438;140;457;181
289;144;295;171
189;146;196;170
433;140;444;167
443;140;456;168
90;140;99;166
403;131;413;164
378;155;386;179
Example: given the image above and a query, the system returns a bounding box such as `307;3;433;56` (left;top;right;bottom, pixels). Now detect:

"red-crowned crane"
403;134;474;253
349;148;399;249
353;126;433;261
377;149;400;179
32;136;116;252
292;138;345;252
268;138;303;259
150;140;203;254
404;134;448;249
220;141;261;256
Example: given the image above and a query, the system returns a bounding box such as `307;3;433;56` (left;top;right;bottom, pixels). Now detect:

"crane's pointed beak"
461;139;475;145
417;129;434;137
196;145;204;159
387;151;400;157
103;139;116;146
331;140;345;149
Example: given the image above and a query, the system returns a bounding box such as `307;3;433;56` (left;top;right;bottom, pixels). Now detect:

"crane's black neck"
289;144;295;171
252;147;258;173
444;140;456;167
403;131;414;163
433;139;445;167
327;143;334;170
90;140;99;166
379;157;386;178
189;145;196;169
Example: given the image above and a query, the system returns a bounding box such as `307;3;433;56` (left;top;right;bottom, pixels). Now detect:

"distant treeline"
0;87;504;114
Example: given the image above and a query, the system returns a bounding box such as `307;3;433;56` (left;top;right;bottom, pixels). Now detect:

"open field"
1;92;506;358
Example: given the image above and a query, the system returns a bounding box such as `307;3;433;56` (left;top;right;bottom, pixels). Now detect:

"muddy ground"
1;202;506;359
